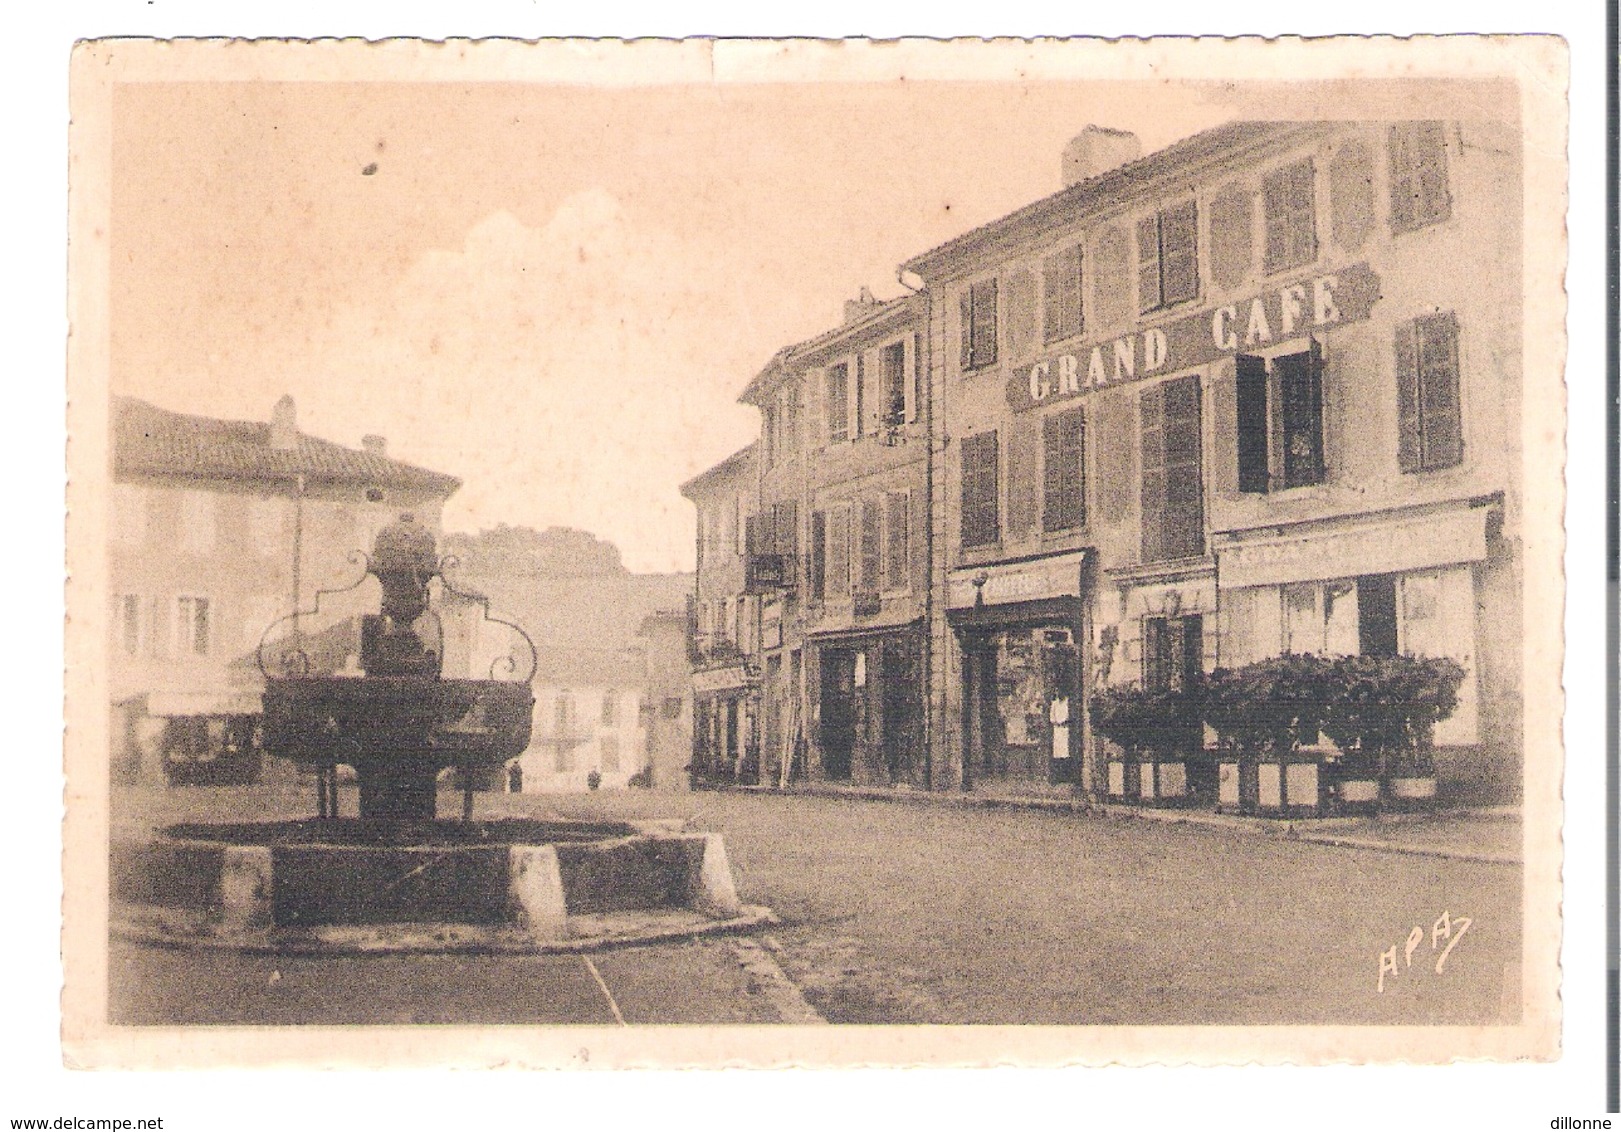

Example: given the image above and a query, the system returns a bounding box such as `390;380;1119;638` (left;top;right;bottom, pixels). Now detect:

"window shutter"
1042;245;1084;344
958;289;974;371
1417;313;1463;469
859;498;882;590
1161;375;1204;559
828;507;850;596
810;511;827;600
852;353;865;438
970;279;999;369
1394;320;1423;472
1388;124;1416;231
1139;385;1166;562
1160;201;1199;305
904;333;919;422
1042;408;1086;533
1236;354;1270;493
777;500;798;561
1264;160;1317;274
1414;123;1451;225
961;431;1000;548
884;491;909;590
745;512;762;557
1136;215;1162;313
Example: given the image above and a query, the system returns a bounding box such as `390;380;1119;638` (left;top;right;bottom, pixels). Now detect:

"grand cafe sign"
1007;263;1381;412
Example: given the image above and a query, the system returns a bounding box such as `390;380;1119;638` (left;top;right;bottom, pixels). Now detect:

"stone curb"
113;904;778;957
729;783;1521;866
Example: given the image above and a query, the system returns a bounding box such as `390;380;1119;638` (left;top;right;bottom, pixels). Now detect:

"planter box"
1385;774;1439;811
1217;759;1255;814
1254;756;1326;818
1107;756;1192;807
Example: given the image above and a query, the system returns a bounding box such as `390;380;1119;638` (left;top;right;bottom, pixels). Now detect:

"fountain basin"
111;819;772;954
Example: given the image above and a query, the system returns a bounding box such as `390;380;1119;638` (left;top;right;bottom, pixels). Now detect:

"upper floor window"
116;594;142;656
960;430;1001;548
1140;376;1204;563
1236;344;1325;493
249;497;283;557
175;595;211;656
762;403;779;467
825;363;850;443
1138;201;1199;314
883;491;910;592
809;511;827;601
958;278;999;372
1262;159;1318;274
1394;313;1463;473
880;341;908;427
858;497;883;593
1042;407;1087;533
1042;245;1085;344
1388;122;1451;233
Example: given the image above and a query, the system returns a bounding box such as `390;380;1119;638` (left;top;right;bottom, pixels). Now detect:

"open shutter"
1042;408;1086;533
1161;375;1204;559
1277;347;1324;488
970;279;999;369
904;333;918;422
1137;215;1162;313
1139;384;1166;562
859;498;882;591
1417;313;1462;469
885;491;909;590
1236;354;1270;493
958;289;974;371
810;511;827;600
1394;321;1423;472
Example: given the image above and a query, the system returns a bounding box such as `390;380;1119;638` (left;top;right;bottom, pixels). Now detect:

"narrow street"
111;785;1520;1027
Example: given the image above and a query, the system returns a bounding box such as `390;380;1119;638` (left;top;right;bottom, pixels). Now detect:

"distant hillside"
442;525;692;685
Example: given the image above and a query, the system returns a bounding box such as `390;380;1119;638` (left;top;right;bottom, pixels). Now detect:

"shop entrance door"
880;643;920;784
820;650;856;780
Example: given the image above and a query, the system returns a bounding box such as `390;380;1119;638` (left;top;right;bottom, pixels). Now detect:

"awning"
1215;503;1495;590
691;666;755;695
947;550;1089;611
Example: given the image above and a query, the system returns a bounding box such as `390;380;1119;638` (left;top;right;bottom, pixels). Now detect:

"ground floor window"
962;624;1079;785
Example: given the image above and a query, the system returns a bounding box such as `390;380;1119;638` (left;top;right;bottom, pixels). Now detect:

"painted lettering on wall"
1008;263;1380;412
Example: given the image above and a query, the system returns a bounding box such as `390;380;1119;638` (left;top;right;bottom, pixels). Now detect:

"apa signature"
1376;911;1472;993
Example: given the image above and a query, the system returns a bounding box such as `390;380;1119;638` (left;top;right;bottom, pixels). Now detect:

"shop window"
1388;122;1451;233
1395;313;1463;473
1041;407;1087;533
1357;574;1399;657
884;491;910;591
827;506;851;597
959;278;999;372
809;510;827;600
1236;344;1325;493
1140;377;1204;562
1263;159;1318;274
859;498;883;591
960;430;1001;548
1144;615;1203;693
1137;201;1199;313
825;363;850;443
880;341;907;427
175;595;211;656
1042;244;1085;344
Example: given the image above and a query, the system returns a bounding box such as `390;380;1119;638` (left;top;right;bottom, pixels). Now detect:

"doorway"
819;649;856;780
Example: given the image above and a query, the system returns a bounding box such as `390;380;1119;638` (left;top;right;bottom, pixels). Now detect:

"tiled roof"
114;397;461;494
679;442;757;498
902;120;1312;277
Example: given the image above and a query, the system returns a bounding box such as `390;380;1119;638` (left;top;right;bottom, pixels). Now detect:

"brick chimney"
269;394;298;450
843;285;881;324
362;434;387;456
1062;126;1142;188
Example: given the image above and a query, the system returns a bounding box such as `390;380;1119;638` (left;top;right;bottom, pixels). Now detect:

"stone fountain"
112;515;767;953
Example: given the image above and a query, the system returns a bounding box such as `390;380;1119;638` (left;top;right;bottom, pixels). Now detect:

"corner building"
905;118;1523;802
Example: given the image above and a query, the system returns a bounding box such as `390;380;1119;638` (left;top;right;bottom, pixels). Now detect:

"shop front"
808;623;925;788
1213;498;1503;800
946;551;1091;792
690;664;758;787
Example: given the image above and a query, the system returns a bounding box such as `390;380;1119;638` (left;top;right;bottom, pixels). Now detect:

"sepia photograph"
60;35;1569;1072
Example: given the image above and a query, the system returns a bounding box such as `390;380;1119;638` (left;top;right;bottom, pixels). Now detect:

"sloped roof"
902;120;1312;278
114;396;461;495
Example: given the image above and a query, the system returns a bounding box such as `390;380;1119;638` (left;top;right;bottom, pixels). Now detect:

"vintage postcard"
64;36;1567;1068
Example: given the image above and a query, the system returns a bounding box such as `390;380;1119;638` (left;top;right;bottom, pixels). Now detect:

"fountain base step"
111;822;771;954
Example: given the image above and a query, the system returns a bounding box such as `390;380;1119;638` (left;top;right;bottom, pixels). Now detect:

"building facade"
110;394;462;785
686;114;1524;807
680;445;760;784
905;117;1522;804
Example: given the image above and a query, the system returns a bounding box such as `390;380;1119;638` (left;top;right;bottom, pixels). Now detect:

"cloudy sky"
109;67;1253;571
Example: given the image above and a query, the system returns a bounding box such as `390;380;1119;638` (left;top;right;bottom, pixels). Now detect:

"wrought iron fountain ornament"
259;513;536;823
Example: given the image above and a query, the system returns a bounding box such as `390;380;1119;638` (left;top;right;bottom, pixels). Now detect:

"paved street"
111;785;1521;1026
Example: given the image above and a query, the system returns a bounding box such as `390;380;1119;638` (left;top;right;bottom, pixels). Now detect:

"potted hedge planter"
1090;684;1199;808
1202;654;1337;818
1317;654;1464;814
